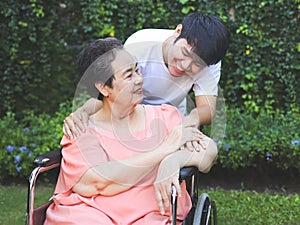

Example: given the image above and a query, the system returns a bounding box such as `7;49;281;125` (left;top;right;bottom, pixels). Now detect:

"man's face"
167;38;205;77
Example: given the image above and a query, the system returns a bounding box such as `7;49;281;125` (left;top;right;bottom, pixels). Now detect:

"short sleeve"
159;104;183;134
55;128;109;194
193;61;221;96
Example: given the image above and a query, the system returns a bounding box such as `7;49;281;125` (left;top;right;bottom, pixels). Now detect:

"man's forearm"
194;95;217;126
81;98;103;115
191;105;215;126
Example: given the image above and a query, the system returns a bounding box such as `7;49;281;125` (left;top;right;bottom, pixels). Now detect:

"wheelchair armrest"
33;148;62;167
179;166;198;182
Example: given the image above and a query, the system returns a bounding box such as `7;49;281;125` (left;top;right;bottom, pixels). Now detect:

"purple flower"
19;146;27;152
6;145;15;153
256;149;261;153
23;127;29;132
266;152;272;161
28;151;33;157
224;143;231;152
16;166;22;172
291;140;300;146
14;155;21;163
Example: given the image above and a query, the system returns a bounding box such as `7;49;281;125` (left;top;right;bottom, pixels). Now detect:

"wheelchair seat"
26;148;217;225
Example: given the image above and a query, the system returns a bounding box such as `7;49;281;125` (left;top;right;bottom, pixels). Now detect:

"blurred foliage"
0;101;71;181
0;1;299;180
203;104;300;171
0;0;299;118
0;101;299;181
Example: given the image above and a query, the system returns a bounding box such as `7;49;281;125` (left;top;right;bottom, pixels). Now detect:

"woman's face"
167;38;205;77
108;49;143;107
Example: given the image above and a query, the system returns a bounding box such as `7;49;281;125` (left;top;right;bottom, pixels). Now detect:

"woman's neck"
92;103;145;132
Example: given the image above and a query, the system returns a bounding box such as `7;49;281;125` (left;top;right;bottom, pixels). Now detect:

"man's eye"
182;48;191;57
182;51;189;57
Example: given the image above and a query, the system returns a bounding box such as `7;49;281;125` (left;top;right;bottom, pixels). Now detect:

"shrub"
207;104;300;171
1;0;299;118
1;101;299;181
0;101;71;181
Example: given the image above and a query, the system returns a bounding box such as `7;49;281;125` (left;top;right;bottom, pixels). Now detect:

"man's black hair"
175;12;230;65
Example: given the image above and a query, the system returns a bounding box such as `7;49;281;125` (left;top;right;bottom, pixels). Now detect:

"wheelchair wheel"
192;193;217;225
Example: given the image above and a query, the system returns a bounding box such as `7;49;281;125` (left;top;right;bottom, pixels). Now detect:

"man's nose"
181;59;193;71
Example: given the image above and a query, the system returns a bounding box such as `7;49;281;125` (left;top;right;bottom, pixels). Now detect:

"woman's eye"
125;73;132;79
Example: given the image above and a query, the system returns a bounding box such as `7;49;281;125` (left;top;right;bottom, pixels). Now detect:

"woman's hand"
154;157;181;215
163;125;203;154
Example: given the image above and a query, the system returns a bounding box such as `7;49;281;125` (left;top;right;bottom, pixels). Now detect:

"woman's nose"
134;72;143;84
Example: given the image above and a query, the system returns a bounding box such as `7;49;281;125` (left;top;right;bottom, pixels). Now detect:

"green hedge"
205;104;300;171
0;0;299;181
0;102;71;181
0;0;299;117
0;103;299;181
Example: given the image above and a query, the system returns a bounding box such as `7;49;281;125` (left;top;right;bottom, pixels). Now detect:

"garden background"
0;0;299;224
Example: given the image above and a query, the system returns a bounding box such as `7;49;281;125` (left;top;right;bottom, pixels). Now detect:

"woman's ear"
173;24;182;37
95;82;109;97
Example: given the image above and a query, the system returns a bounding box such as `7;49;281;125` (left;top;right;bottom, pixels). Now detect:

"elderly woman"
44;38;217;225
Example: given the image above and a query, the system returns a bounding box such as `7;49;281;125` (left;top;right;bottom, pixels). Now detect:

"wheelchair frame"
26;148;217;225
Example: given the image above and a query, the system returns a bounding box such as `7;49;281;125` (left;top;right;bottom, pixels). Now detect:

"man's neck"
162;36;175;66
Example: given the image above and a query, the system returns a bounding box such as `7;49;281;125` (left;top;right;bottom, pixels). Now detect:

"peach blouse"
44;104;191;225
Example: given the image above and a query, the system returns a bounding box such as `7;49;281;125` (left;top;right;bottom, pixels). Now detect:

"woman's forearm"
73;136;181;196
72;125;203;196
168;136;218;172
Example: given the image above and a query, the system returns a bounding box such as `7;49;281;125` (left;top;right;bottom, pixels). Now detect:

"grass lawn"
0;185;299;225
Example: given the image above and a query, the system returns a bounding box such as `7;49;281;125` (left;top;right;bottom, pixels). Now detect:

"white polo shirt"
124;29;221;114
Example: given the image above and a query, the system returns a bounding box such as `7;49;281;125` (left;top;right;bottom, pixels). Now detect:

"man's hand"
182;109;206;151
63;107;89;139
63;98;103;139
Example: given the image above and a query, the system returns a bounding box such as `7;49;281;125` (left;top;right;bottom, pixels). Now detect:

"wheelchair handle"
179;166;198;182
33;148;62;167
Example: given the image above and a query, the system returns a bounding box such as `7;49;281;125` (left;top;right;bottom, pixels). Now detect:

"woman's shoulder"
60;124;100;146
143;103;180;113
143;104;183;122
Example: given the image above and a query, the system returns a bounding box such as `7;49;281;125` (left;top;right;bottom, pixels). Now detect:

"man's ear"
95;82;109;97
173;24;182;37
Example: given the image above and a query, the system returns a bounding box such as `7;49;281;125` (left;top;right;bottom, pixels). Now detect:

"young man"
64;12;230;139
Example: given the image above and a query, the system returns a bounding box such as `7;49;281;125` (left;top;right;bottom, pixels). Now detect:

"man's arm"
193;95;217;126
63;98;103;139
181;95;216;151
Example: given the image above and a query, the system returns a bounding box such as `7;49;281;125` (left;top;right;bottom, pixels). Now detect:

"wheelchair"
26;148;217;225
